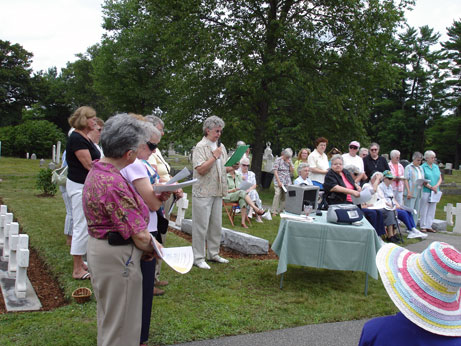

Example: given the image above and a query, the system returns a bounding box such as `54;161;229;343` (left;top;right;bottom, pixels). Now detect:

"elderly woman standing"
66;106;101;280
308;137;329;188
323;154;361;205
192;116;229;270
271;148;294;216
389;150;406;206
293;148;310;179
404;152;424;224
83;113;159;346
419;150;442;233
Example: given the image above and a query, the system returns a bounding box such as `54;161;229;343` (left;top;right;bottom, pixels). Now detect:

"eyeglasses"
370;148;378;152
241;164;249;167
349;146;358;150
146;141;158;151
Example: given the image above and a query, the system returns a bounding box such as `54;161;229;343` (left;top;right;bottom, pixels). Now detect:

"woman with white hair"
419;150;442;233
271;148;294;216
192;115;230;269
323;154;361;205
403;151;424;224
389;149;407;206
294;163;313;186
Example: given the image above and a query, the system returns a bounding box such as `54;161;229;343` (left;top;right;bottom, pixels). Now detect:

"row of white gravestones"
444;203;461;234
0;205;30;298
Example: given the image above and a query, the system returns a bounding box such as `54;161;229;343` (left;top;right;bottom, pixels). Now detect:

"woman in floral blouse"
83;114;160;346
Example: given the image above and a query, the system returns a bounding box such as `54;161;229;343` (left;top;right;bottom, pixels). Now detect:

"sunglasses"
146;141;158;151
370;148;378;152
349;146;358;150
241;164;249;167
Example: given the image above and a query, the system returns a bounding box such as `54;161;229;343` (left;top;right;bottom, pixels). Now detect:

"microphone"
217;139;221;147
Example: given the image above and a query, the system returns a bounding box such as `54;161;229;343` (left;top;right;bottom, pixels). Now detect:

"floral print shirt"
83;160;149;240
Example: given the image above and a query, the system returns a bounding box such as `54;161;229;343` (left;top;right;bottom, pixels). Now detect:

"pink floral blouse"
390;162;404;192
83;160;149;240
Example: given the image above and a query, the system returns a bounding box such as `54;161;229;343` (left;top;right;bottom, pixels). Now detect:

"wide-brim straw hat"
376;242;461;336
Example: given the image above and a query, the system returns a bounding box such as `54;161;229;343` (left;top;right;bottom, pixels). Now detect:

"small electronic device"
285;185;320;215
326;204;364;224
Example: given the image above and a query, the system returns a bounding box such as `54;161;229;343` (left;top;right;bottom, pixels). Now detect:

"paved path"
172;232;461;346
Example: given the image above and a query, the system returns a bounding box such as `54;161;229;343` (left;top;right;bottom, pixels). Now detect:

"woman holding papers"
239;156;264;222
224;162;265;228
83;114;161;346
120;115;172;344
389;150;407;206
192;116;230;269
403;151;424;224
419;150;442;233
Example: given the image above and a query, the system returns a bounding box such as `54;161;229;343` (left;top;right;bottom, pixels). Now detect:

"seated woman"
224;163;265;228
294;163;313;186
238;157;263;223
323;154;361;205
378;170;427;241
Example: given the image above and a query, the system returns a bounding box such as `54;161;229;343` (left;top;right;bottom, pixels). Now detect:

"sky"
0;0;460;73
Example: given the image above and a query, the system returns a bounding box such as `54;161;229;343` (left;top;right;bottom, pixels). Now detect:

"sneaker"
414;229;428;239
195;261;211;270
209;256;229;264
407;230;420;239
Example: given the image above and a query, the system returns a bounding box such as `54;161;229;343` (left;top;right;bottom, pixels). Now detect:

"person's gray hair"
149;126;162;142
237;140;246;147
203;116;225;135
412;151;423;161
101;113;151;158
297;162;309;175
424;150;436;160
390;149;400;159
370;142;380;150
370;171;383;182
281;148;293;158
145;114;164;129
359;147;368;155
344;165;360;175
330;154;343;164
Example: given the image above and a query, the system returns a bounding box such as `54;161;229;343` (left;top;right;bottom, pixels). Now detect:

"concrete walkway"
172;232;461;346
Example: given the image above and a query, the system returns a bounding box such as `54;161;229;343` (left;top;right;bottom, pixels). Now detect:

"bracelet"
212;154;218;160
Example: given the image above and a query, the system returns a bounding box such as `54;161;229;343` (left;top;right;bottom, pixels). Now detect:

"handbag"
51;166;68;186
157;209;169;235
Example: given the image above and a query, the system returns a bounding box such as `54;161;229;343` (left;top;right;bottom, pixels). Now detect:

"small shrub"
36;168;57;196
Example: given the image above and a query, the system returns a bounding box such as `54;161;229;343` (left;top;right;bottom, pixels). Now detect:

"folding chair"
223;201;251;227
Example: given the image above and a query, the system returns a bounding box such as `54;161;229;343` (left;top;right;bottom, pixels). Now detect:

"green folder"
225;145;249;167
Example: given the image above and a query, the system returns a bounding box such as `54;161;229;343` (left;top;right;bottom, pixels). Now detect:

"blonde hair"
297;148;311;161
68;106;96;130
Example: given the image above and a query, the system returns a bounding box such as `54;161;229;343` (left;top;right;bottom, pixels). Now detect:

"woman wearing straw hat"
359;241;461;345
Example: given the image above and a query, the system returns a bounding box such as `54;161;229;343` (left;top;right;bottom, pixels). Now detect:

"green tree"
0;40;36;126
101;0;412;181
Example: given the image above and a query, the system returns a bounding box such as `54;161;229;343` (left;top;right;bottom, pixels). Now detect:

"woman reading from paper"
120;114;171;345
224;162;265;228
192;116;230;270
83;114;161;346
419;150;442;233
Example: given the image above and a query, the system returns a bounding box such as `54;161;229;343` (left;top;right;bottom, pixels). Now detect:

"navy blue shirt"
359;313;461;346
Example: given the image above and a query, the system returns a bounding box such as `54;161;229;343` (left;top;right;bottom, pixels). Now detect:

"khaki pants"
87;237;143;346
192;196;223;264
271;185;286;214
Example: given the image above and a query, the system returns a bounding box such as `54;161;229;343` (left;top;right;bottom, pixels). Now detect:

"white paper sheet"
416;178;430;187
239;180;253;191
280;212;314;223
153;179;198;192
367;199;388;210
166;167;191;185
430;190;443;203
151;234;193;274
351;187;373;205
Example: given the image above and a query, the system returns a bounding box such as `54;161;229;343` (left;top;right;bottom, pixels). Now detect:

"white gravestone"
175;193;189;227
52;144;56;163
0;212;13;249
2;219;13;261
445;203;454;226
0;205;7;245
15;248;30;299
56;141;61;164
7;223;19;277
453;203;461;234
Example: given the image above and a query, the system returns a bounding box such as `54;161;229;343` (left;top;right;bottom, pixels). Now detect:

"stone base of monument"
0;256;42;312
180;219;269;255
431;219;448;232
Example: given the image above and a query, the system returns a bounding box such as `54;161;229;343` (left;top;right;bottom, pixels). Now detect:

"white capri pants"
66;179;88;255
59;185;73;236
419;192;437;230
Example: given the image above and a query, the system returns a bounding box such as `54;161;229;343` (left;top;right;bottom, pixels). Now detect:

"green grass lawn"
0;157;459;345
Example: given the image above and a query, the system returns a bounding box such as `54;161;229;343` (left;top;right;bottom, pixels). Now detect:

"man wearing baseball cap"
342;141;365;183
359;241;461;345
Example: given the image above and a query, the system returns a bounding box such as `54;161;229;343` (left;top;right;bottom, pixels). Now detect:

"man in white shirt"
342;141;365;183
